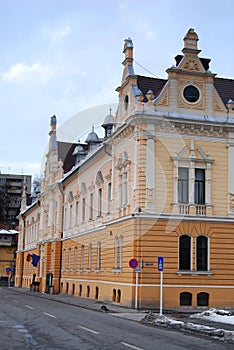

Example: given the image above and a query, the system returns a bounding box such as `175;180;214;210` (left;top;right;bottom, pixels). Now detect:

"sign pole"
135;270;139;309
158;256;164;316
159;270;163;316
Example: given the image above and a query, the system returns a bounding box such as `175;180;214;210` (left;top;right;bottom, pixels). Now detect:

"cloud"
2;62;52;83
46;25;72;44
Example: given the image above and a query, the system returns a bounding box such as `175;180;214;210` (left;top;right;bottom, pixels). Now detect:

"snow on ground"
190;308;234;325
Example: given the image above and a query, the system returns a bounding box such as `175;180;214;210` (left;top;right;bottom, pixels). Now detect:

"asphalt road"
0;288;233;350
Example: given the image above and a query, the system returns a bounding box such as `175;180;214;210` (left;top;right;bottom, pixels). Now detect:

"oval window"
183;85;199;103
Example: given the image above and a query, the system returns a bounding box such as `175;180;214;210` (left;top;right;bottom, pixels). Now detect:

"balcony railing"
178;204;207;216
179;204;189;215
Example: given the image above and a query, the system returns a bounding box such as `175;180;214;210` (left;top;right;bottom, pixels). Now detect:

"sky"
0;0;234;180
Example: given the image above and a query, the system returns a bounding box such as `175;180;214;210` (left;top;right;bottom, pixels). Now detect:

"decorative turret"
85;126;102;152
41;115;60;190
121;37;135;84
102;109;115;138
182;28;200;56
49;115;57;150
20;176;28;212
72;141;88;165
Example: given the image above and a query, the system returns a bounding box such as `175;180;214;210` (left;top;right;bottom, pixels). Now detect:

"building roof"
214;78;234;105
57;141;77;174
137;75;234;107
137;75;167;100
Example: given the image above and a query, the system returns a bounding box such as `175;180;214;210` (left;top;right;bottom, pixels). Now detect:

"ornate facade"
16;29;234;308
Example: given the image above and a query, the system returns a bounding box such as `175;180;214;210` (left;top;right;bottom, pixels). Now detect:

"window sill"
177;270;213;276
94;269;100;273
112;268;122;274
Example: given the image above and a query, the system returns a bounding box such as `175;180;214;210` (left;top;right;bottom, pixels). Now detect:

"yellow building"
16;29;234;308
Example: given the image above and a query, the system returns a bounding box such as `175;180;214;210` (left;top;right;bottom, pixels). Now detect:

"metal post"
135;270;139;309
159;270;163;316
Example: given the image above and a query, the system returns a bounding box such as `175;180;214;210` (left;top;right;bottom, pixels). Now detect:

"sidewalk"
10;287;142;314
9;287;234;343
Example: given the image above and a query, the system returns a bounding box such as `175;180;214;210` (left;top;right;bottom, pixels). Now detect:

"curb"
141;312;234;344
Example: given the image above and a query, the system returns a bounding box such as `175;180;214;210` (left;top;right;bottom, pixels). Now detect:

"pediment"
177;56;206;73
172;140;213;163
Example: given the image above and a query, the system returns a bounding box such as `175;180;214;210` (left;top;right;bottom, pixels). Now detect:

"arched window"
179;235;191;270
117;289;121;303
180;292;192;306
79;284;82;296
197;292;209;306
95;286;99;299
124;95;129;111
196;236;208;271
112;288;116;302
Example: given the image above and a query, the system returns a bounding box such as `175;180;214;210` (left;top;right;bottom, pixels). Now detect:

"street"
0;287;233;350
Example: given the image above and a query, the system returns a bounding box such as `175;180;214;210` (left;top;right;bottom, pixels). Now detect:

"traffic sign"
158;257;164;271
6;267;12;273
135;268;141;273
129;258;139;269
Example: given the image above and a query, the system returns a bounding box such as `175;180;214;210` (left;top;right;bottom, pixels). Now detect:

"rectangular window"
97;242;101;270
81;244;84;270
114;236;119;269
68;249;71;270
178;168;189;203
74;247;78;271
119;174;122;207
75;201;79;226
89;193;93;220
63;249;66;271
107;182;111;214
114;235;123;270
123;172;128;205
82;198;86;222
63;208;67;231
54;210;57;234
89;244;92;270
119;235;123;269
69;205;72;228
195;169;205;204
97;188;102;217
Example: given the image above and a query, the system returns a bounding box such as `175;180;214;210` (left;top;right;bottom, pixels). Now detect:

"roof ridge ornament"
182;28;201;56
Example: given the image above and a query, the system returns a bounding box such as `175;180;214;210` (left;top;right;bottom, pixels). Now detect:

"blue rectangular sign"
158;257;164;271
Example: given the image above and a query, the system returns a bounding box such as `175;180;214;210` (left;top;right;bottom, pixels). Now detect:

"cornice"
112;124;135;144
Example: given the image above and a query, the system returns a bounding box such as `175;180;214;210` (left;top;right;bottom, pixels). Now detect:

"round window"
183;85;200;103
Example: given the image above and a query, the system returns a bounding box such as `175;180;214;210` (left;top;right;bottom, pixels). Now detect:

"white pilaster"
228;136;234;214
